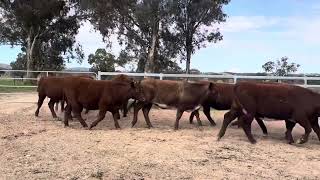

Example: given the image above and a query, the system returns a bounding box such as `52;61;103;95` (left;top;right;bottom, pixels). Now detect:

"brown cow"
189;83;268;135
131;79;216;129
62;77;145;129
217;82;320;144
35;75;93;118
79;74;134;117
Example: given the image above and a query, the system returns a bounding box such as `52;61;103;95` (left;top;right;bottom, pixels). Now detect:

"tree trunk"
26;27;39;79
144;19;160;73
186;48;191;74
185;37;193;74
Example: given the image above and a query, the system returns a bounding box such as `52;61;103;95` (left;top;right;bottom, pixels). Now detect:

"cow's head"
129;80;146;102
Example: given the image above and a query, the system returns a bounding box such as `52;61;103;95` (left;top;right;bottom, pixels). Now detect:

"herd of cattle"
35;74;320;145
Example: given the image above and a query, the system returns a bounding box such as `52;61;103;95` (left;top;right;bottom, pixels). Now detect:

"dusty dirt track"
0;93;320;180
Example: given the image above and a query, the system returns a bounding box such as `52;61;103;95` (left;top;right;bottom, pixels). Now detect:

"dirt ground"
0;93;319;180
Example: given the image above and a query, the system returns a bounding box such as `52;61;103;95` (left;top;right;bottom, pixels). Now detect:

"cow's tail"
233;85;248;115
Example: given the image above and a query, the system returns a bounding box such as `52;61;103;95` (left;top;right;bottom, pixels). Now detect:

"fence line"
0;70;97;88
98;72;320;88
1;70;320;89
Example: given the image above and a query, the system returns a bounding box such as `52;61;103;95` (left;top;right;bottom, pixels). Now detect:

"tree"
0;0;83;77
10;52;26;77
88;48;117;73
168;0;229;74
82;0;181;73
262;57;300;76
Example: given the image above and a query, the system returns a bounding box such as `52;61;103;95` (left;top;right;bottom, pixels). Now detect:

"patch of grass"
0;79;37;93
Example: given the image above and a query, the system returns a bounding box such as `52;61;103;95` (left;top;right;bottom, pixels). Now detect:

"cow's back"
142;79;181;106
37;77;64;99
234;82;301;119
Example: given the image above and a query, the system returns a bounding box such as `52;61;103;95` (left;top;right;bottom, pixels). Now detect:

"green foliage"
84;0;183;73
262;57;300;76
88;48;116;73
168;0;230;73
0;0;84;71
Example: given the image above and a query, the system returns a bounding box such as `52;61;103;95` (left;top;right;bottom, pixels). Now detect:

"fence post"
233;76;237;84
304;76;307;88
159;73;163;80
97;71;101;80
46;71;49;77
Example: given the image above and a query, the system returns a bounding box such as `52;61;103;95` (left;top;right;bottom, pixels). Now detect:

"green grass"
0;79;37;93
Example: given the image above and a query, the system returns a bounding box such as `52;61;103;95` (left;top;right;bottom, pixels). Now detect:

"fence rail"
1;70;320;89
98;72;320;88
0;70;97;88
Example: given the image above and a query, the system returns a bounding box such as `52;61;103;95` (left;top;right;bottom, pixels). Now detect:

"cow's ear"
130;81;135;88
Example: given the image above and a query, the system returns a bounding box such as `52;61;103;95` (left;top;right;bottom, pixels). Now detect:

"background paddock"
0;93;319;179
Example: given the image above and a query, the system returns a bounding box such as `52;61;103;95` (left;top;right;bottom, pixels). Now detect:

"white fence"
98;71;320;88
0;70;97;88
1;70;320;89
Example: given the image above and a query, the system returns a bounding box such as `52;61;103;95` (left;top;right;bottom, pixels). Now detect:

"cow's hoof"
249;139;257;144
287;140;294;145
211;123;217;127
262;133;268;137
216;137;221;141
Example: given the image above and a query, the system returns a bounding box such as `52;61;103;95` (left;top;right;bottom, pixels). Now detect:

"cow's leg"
189;111;195;124
217;110;238;140
174;109;184;130
285;120;295;144
72;104;87;128
61;100;65;112
142;103;153;128
74;113;88;127
255;117;268;135
112;110;121;129
311;117;320;141
48;99;58;118
240;114;257;144
230;120;240;127
203;105;216;126
132;101;144;127
89;108;107;129
35;94;46;117
122;100;128;117
194;110;202;127
115;110;121;120
295;115;312;144
64;104;72;127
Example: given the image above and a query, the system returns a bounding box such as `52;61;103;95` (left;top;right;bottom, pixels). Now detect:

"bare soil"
0;93;319;180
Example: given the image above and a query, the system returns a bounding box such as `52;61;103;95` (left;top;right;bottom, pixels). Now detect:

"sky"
1;0;320;73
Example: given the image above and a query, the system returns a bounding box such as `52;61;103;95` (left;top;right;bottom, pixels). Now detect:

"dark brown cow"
132;79;216;129
217;82;320;144
80;74;134;117
189;83;268;135
62;77;145;129
35;75;93;118
111;74;134;117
